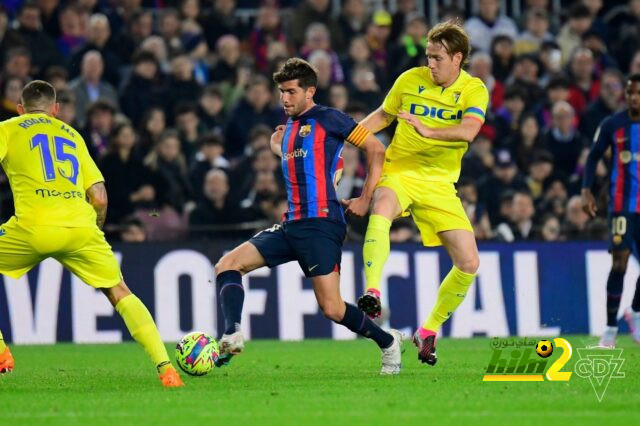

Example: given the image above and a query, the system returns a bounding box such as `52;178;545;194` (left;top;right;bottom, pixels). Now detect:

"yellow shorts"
377;173;472;246
0;217;122;288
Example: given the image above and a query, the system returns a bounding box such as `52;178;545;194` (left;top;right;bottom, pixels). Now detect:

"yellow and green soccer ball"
536;340;553;358
175;332;220;376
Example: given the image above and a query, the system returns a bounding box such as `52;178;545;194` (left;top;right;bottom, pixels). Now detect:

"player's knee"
457;256;479;275
215;254;247;275
611;253;630;272
319;300;344;322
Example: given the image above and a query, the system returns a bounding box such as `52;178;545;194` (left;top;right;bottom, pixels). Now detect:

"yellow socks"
363;214;392;292
422;266;475;332
115;294;171;374
0;330;6;352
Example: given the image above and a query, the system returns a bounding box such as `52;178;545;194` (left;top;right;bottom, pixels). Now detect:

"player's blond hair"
427;20;471;67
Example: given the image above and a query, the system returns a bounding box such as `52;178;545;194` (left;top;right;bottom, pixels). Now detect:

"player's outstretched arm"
581;120;611;218
398;112;483;143
87;182;108;229
270;125;285;158
359;106;396;134
341;134;385;217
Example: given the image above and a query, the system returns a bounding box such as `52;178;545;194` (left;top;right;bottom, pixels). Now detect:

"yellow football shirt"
382;67;489;182
0;113;104;227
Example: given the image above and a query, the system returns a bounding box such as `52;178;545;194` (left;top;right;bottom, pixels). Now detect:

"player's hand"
271;125;285;145
397;111;430;137
341;196;371;217
581;189;597;218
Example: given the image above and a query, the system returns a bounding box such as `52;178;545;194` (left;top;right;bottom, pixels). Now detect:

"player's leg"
214;225;291;364
311;272;403;374
214;241;268;359
601;249;629;347
414;229;479;365
54;227;182;387
624;216;640;344
359;185;405;318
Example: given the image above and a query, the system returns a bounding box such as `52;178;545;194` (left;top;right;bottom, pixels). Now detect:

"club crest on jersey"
620;150;633;164
299;124;312;137
453;91;461;103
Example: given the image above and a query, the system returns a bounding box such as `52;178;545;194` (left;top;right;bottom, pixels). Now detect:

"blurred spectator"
582;30;617;74
515;7;554;55
538;175;569;218
557;3;592;64
45;65;68;91
174;102;206;161
300;23;344;84
56;89;78;127
535;76;571;131
3;47;32;81
113;10;153;64
328;83;349;111
537;40;563;80
563;195;590;239
81;99;117;159
241;170;282;215
190;132;230;198
0;75;24;121
349;62;382;106
230;146;280;205
145;129;194;214
390;0;419;44
494;85;528;141
478;149;529;225
337;0;368;44
461;130;495;180
167;55;202;118
69;13;121;87
224;76;282;159
494;191;535;242
506;53;544;106
567;48;600;116
458;178;493;240
525;150;554;200
120;50;167;127
210;34;250;112
505;114;545;171
336;143;365;200
120;216;147;243
288;0;344;52
534;213;563;241
99;122;158;225
342;35;384;91
580;68;625;139
542;101;588;177
159;8;183;59
199;0;248;50
306;49;332;105
137;107;166;158
15;2;64;75
468;52;503;112
38;0;62;40
609;0;640;72
249;5;288;73
197;84;226;133
56;5;85;59
388;13;428;81
0;10;26;65
68;50;119;127
189;168;250;238
465;0;518;52
365;10;393;71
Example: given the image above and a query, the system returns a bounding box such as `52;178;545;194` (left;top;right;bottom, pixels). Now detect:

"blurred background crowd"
0;0;636;243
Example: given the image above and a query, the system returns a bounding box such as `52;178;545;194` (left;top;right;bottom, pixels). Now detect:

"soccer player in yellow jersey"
357;21;488;365
0;81;183;387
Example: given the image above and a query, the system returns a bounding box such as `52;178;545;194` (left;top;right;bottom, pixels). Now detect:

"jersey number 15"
30;133;79;185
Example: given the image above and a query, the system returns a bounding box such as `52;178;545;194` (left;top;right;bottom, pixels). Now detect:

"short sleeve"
77;135;104;189
0;125;7;162
328;109;358;140
461;80;489;124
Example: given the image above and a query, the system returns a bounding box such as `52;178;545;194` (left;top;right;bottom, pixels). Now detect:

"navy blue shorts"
249;218;346;277
609;213;640;251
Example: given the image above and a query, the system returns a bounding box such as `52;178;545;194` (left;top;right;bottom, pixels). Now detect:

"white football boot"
623;308;640;344
380;329;404;375
216;329;245;366
598;326;618;348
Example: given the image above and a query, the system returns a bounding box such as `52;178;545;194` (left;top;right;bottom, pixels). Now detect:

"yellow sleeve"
461;80;489;124
345;124;371;147
0;124;7;162
77;135;104;190
382;72;409;116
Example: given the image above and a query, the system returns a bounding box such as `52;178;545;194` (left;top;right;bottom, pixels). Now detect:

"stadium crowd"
0;0;636;243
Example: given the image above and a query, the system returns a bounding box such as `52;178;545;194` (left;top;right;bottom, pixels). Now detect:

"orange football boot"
159;367;184;387
0;347;14;373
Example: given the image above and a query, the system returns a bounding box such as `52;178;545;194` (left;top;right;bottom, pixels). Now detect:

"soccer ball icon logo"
536;340;553;358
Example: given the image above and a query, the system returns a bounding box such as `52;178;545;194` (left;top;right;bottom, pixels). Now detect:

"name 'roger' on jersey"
280;105;369;223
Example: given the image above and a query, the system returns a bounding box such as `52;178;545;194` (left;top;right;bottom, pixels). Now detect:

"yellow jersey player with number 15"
0;80;183;387
357;21;489;365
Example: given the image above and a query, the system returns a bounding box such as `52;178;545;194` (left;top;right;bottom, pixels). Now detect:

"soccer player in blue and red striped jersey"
213;58;404;374
583;73;640;347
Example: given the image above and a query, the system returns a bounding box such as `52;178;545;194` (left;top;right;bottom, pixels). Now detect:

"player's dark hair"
628;74;640;84
273;58;318;89
20;80;56;110
427;20;471;66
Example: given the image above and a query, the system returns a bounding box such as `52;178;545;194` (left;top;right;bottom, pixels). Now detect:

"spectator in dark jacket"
120;50;167;127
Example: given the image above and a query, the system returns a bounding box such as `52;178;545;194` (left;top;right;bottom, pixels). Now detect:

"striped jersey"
585;110;640;213
280;105;369;223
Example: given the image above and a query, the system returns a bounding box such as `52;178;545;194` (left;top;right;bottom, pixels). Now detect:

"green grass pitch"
1;336;639;425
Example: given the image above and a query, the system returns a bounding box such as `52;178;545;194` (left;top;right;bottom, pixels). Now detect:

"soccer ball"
535;340;553;358
175;331;220;376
